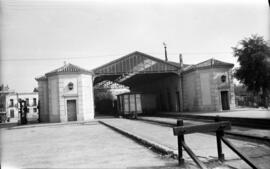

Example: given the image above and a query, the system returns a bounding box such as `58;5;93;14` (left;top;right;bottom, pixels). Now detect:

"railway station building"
36;51;235;122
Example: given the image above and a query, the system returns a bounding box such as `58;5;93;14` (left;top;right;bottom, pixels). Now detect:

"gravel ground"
0;122;180;169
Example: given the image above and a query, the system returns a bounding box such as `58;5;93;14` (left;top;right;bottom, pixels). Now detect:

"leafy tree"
0;84;9;91
0;84;3;91
233;35;270;107
94;89;114;114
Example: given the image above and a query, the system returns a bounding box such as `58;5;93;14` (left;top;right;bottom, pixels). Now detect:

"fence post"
215;116;225;161
177;119;185;165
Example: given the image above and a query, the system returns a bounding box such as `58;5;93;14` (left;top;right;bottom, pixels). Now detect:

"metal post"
177;119;185;165
215;116;225;161
163;42;168;61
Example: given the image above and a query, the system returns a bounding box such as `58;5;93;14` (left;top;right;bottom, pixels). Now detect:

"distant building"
0;91;39;123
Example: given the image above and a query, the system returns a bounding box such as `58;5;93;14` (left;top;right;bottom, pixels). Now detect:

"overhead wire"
0;51;232;62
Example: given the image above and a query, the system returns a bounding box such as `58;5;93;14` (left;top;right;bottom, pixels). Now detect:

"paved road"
0;121;179;169
100;118;270;169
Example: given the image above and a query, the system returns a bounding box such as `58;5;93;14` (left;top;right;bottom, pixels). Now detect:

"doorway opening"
67;100;77;121
221;91;230;110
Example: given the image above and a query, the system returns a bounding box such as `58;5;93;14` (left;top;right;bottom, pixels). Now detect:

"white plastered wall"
48;76;60;122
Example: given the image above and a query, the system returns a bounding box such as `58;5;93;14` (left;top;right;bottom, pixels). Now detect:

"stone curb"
98;120;177;158
139;117;270;144
0;120;99;130
158;113;270;129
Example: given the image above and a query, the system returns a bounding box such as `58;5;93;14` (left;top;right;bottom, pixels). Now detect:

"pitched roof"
183;58;234;72
45;63;92;76
93;51;181;75
35;63;92;81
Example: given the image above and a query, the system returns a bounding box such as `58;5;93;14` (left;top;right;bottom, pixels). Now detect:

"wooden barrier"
173;116;259;169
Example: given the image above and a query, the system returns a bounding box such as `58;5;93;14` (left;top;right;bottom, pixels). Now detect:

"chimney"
163;42;168;61
179;53;183;68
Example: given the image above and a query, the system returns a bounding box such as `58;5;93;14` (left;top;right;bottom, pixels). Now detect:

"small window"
10;109;14;118
33;98;37;106
33;108;37;112
68;82;74;90
221;75;226;83
26;98;29;106
10;99;14;107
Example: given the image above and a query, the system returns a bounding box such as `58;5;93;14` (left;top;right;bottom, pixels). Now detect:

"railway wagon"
117;93;142;119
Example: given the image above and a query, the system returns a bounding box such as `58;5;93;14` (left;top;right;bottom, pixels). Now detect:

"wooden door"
67;100;77;121
221;91;230;110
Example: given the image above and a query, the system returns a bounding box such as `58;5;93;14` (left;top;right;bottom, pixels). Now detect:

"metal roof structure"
94;80;129;89
93;51;234;87
93;51;182;86
94;51;181;75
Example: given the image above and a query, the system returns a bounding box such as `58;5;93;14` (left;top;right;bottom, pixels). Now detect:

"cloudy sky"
0;0;269;92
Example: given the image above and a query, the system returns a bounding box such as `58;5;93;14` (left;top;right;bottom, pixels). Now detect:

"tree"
0;84;9;92
233;35;270;108
94;89;114;114
0;84;4;91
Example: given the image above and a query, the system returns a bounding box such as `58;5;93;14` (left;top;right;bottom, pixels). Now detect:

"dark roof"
45;63;92;76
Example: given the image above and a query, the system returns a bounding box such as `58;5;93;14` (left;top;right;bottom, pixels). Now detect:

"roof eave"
183;64;234;74
45;71;93;77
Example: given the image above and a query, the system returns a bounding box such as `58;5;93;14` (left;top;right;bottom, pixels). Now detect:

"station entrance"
93;51;184;116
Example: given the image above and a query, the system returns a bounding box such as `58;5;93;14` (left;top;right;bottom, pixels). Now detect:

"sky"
0;0;269;92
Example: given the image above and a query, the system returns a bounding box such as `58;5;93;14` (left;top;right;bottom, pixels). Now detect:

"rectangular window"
10;109;14;118
26;98;29;106
10;99;14;107
33;108;37;112
33;98;37;106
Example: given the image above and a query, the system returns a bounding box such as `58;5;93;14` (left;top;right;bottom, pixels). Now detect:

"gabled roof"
45;63;92;76
36;63;92;81
183;58;234;73
93;51;181;75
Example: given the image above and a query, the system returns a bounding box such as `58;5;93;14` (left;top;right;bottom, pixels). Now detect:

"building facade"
93;51;235;113
36;51;235;123
0;92;39;123
36;63;94;123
